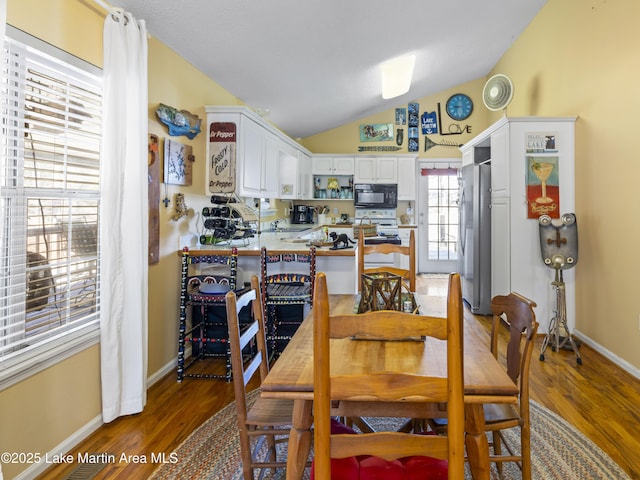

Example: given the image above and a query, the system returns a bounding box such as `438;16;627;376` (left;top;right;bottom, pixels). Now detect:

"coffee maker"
291;205;314;224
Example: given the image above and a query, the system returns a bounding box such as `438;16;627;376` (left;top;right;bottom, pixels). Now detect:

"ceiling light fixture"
381;54;415;99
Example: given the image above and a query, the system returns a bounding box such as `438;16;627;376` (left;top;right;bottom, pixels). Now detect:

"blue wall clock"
445;93;473;121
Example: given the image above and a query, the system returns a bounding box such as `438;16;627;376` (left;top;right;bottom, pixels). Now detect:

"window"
425;168;459;261
0;26;102;387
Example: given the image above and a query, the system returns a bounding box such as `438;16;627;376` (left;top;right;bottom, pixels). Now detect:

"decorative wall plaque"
164;139;193;186
208;122;237;193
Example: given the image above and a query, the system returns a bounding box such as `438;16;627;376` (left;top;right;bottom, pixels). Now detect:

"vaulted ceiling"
110;0;547;139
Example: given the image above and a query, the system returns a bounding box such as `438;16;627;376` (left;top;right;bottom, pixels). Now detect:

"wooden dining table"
260;292;519;480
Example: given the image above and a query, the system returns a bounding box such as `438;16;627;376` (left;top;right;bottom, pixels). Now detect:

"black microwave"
354;183;397;208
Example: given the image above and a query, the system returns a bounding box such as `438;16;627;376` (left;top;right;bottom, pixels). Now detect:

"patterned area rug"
150;390;629;479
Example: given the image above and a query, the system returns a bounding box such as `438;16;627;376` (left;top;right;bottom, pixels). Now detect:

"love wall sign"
208;122;236;193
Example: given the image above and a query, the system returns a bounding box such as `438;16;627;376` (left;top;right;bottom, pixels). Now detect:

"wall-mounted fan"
482;74;514;111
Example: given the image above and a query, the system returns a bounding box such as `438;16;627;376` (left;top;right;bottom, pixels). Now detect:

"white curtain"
0;5;5;477
100;8;149;423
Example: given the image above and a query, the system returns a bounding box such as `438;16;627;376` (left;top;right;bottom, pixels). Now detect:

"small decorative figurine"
170;193;193;221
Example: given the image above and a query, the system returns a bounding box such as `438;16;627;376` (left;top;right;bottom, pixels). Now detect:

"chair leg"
521;423;532;480
492;431;504;479
265;433;279;476
266;305;277;359
238;428;254;480
266;433;277;463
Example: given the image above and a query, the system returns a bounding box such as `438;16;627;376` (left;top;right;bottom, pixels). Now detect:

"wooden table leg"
465;403;490;480
286;398;313;480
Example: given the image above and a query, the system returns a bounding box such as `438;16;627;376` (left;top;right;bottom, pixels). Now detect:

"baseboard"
146;356;179;388
13;414;103;480
14;356;180;480
572;330;640;380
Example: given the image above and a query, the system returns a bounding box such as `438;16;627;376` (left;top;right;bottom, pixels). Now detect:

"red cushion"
311;420;448;480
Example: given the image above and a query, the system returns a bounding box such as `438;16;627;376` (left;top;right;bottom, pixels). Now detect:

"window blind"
0;27;102;378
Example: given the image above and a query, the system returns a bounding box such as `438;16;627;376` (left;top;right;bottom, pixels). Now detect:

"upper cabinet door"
298;151;313;199
312;156;334;175
354;157;376;183
262;131;279;198
376;157;398;183
490;125;509;198
397;156;416;200
312;155;354;175
354;156;398;183
240;117;265;195
278;143;299;200
333;156;355;175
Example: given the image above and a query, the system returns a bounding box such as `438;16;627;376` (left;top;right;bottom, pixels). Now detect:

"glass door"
418;163;460;273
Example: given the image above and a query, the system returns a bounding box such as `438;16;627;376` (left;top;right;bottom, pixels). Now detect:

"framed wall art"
164;138;193;186
359;123;393;142
527;156;560;218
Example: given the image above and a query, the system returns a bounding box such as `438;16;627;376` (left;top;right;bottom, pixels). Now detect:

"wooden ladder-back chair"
260;246;316;358
485;292;539;480
312;271;465;479
226;275;300;480
357;229;416;293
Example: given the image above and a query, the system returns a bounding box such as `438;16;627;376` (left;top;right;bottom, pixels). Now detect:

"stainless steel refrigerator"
457;162;492;315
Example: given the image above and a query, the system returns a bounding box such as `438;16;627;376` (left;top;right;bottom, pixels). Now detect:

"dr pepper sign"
208;122;236;193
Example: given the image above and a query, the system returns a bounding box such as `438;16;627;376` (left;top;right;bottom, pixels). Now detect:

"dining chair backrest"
490;292;539;399
488;292;538;480
313;271;465;479
226;275;269;418
227;275;298;480
357;229;416;292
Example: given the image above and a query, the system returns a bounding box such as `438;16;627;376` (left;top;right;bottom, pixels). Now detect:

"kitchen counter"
180;227;356;257
179;228;358;294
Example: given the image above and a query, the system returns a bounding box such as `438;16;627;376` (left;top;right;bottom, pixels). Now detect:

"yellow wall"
303;77;489;156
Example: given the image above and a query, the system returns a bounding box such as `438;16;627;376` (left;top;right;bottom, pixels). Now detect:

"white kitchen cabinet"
297;150;313;199
461;116;576;332
241;117;278;198
354;156;398;183
279;141;313;200
490;125;509;197
489;196;510;298
206;106;312;200
278;142;299;199
312;155;354;175
461;146;474;167
397;155;417;200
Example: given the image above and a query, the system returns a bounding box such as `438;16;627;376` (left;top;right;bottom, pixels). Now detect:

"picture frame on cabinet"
526;131;559;153
527;156;560;219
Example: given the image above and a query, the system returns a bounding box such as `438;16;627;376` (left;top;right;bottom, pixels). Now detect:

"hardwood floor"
36;275;640;480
